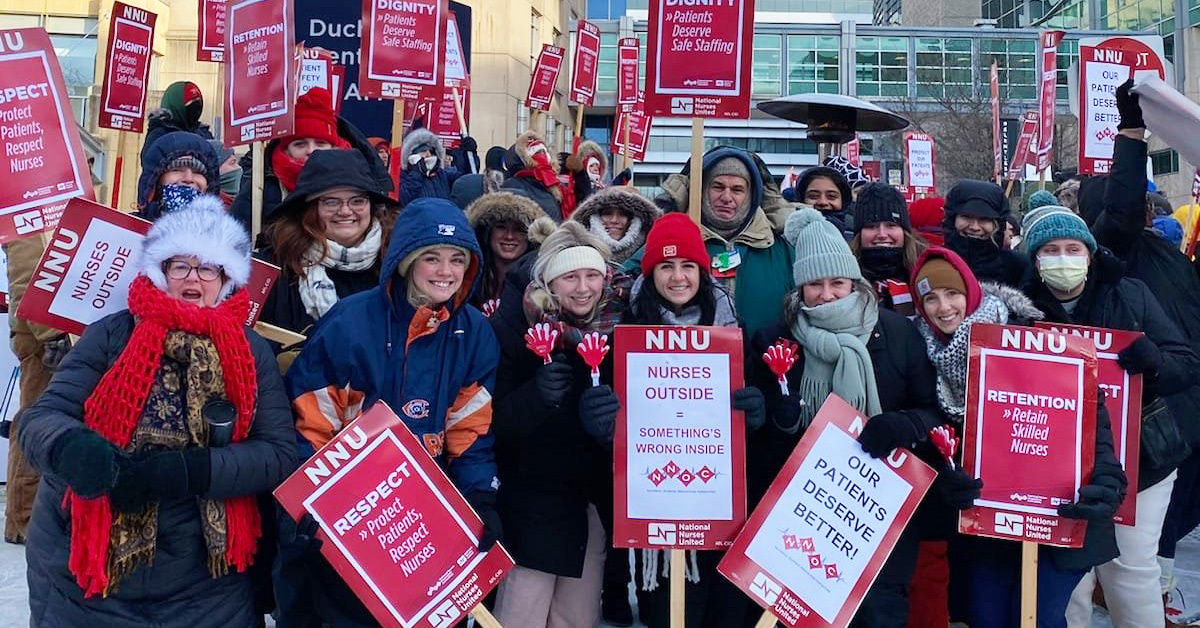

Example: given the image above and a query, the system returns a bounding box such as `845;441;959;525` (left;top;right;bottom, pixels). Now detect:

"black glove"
579;385;620;442
278;512;323;562
1115;79;1145;130
109;448;211;512
49;428;120;498
1117;335;1161;376
535;357;574;409
858;411;924;458
1058;483;1122;521
41;335;71;369
732;387;766;432
466;491;502;551
772;397;807;435
935;467;983;511
459;136;478;152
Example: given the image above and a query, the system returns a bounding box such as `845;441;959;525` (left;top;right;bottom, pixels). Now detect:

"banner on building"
717;394;935;628
98;2;156;133
645;0;755;119
197;0;227;62
525;44;565;112
1036;29;1066;173
0;27;96;242
611;91;652;162
571;19;601;107
903;132;936;193
359;0;448;101
275;402;515;628
1077;36;1167;175
960;323;1098;548
223;0;296;145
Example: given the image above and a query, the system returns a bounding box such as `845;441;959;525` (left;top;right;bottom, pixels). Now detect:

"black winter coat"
257;248;382;336
20;311;298;627
488;256;614;577
140;110;214;161
943;230;1030;288
1085;134;1200;447
1024;248;1198;489
500;175;563;223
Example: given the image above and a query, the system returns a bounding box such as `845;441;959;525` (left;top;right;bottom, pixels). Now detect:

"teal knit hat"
784;207;863;285
1021;204;1097;258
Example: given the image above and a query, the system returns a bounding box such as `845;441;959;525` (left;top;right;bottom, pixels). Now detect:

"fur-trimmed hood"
571;187;660;263
980;281;1044;323
566;139;609;179
528;221;613;312
139;195;251;300
467;192;545;230
504;130;547;175
400;128;446;165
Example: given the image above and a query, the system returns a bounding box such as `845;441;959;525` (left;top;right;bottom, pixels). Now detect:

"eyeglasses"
317;195;371;212
163;260;223;281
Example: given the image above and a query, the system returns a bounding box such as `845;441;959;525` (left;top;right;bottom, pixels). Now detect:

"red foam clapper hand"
763;339;800;396
930;425;959;470
525;322;559;364
576;332;610;387
482;298;499;318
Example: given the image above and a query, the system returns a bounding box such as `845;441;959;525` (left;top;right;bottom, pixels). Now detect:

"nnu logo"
402;398;431;419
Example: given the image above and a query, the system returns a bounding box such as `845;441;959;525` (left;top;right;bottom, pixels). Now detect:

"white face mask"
423;155;439;171
1038;254;1089;293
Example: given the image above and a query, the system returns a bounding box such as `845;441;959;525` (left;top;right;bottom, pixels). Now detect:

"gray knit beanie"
784;207;863;285
701;157;754;237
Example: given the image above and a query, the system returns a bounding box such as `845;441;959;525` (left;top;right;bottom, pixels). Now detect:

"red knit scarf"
271;147;306;193
66;275;261;597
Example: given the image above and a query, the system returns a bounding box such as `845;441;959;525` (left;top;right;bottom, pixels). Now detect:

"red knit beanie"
281;88;348;148
641;213;709;276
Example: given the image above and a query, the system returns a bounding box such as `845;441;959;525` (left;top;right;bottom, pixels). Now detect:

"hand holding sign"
576;332;610;387
930;425;959;470
525;322;559;364
762;339;799;396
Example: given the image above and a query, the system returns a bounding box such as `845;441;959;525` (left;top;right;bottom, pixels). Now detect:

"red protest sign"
847;135;861;168
274;402;514;628
223;0;295;146
197;0;227;62
16;198;278;335
611;92;652;162
297;45;336;100
1006;111;1038;181
646;0;755;119
1077;36;1167;175
571;20;601;107
444;15;468;90
904;132;936;193
990;62;1002;180
360;0;448;101
98;2;156;133
525;44;564;112
1036;30;1065;173
617;37;640;113
0;28;95;243
718;394;935;628
960;323;1098;548
614;325;746;550
1035;323;1142;524
426;85;468;147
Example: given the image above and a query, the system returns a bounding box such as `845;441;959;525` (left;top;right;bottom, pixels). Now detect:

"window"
597;33;617;94
1055;39;1077;104
787;35;839;95
980;38;1036;100
1150;149;1179;175
915;38;973;99
856;36;908;98
752;34;782;97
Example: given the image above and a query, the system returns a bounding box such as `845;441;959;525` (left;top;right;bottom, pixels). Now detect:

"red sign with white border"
1006;111;1038;180
1035;322;1142;525
16;198;279;335
960;323;1098;548
1036;30;1065;173
525;44;564;112
0;27;95;243
1077;36;1167;175
904;132;936;194
611;91;652;163
646;0;755;119
443;15;468;90
718;394;935;628
614;325;746;550
991;63;1002;180
571;20;601;107
197;0;227;62
274;402;514;628
617;37;640;113
98;2;156;133
360;0;448;101
847;135;861;168
223;0;295;146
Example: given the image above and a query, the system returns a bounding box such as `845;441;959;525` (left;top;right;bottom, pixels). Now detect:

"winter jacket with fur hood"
500;131;594;222
570;187;660;265
467;191;554;306
400;128;462;205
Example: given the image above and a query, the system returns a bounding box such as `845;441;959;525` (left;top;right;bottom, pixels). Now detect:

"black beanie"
853;182;911;233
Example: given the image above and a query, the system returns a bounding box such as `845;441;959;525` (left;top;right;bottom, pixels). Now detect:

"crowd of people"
2;75;1197;628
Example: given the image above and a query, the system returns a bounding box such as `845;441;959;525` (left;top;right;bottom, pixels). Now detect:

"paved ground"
0;486;1195;627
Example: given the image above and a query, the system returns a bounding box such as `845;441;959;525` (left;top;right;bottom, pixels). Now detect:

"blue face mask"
159;184;200;214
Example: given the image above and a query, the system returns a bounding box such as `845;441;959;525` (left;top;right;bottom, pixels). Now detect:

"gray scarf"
629;275;739;327
916;293;1010;421
298;220;383;321
788;290;881;424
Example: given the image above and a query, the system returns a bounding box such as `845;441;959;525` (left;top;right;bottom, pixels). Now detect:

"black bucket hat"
267;149;397;223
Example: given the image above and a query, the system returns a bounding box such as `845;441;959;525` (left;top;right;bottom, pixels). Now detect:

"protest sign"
990;62;1002;181
960;323;1098;548
1035;322;1143;524
617;37;639;113
297;45;336;99
525;44;564;112
846;135;861;168
427;85;468;147
611;91;652;162
98;2;156;133
444;15;468;90
1077;36;1167;175
1036;30;1065;173
0;28;95;243
1006;111;1038;181
614;325;746;550
16;198;278;335
274;402;514;628
197;0;227;62
904;132;936;193
645;0;755;119
718;394;935;628
360;0;448;101
571;20;600;106
224;0;296;146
